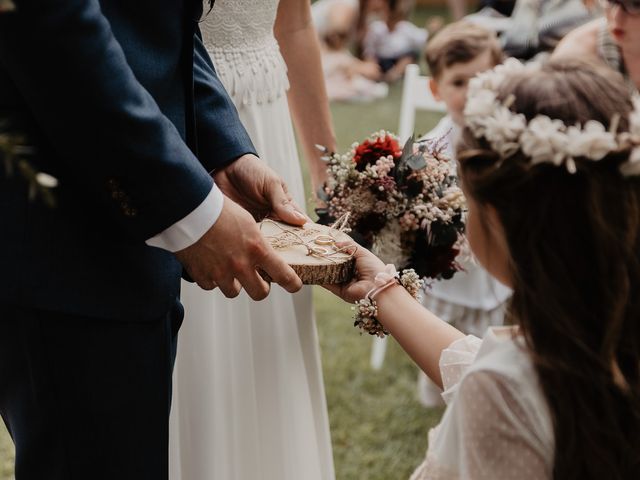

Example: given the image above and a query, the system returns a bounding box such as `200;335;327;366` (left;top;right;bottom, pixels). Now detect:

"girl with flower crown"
327;58;640;479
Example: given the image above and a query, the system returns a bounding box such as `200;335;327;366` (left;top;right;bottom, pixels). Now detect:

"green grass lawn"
310;76;446;479
0;7;448;477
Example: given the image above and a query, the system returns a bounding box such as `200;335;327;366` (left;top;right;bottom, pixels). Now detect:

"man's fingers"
267;180;307;226
237;269;271;301
217;277;242;298
196;279;218;291
259;250;302;293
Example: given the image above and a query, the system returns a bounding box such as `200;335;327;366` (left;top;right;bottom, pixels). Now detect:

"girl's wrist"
352;266;423;337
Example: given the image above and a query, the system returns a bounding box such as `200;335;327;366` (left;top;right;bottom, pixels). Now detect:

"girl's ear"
429;78;441;101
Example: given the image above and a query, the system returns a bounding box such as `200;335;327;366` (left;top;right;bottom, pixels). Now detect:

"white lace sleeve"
452;371;550;479
411;329;554;480
439;335;483;404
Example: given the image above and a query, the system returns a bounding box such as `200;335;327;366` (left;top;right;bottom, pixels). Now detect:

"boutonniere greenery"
0;0;16;13
1;126;58;207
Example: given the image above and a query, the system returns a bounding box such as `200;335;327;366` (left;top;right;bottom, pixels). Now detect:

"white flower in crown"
521;116;569;166
464;90;498;134
628;96;640;141
463;58;640;176
566;121;618;161
470;69;505;94
620;147;640;176
470;58;525;93
483;105;527;158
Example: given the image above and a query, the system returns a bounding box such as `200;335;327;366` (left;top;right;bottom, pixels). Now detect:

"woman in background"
553;0;640;92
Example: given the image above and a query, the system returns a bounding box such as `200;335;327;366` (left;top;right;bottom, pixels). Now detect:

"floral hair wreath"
463;58;640;176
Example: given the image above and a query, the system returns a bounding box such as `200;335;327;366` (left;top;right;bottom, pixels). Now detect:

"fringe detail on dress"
207;39;290;106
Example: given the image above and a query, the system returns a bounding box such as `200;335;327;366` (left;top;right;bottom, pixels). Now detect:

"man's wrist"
145;184;224;252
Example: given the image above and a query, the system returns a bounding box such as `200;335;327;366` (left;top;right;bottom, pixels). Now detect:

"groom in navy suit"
0;0;305;478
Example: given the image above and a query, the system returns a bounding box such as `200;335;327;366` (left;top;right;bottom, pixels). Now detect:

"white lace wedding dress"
169;2;335;479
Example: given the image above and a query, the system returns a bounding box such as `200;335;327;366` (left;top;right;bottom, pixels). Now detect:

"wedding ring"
310;246;330;255
314;235;334;246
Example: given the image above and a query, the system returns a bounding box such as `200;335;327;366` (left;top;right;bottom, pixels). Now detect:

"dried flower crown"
463;58;640;176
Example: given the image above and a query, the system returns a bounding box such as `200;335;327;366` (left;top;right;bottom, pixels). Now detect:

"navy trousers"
0;302;184;480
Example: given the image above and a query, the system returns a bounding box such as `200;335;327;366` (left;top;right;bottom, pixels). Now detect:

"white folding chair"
369;64;447;370
398;63;447;143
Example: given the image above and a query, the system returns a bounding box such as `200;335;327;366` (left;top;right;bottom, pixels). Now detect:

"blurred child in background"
363;0;429;82
319;0;389;102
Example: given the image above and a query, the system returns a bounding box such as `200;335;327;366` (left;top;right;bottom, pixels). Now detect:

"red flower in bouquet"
316;131;466;281
353;134;402;171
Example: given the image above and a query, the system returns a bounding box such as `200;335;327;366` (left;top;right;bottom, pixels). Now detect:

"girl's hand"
324;243;386;303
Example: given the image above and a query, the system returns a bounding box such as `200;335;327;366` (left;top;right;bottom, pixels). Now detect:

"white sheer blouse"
410;327;555;479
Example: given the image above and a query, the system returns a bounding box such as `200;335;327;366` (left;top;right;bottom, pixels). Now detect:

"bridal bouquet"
316;131;466;281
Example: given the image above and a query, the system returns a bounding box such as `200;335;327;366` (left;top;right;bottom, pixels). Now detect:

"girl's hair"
458;59;640;479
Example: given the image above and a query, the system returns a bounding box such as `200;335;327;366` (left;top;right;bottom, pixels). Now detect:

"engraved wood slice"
259;220;355;285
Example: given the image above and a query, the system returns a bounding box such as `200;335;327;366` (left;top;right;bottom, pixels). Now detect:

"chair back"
398;63;446;144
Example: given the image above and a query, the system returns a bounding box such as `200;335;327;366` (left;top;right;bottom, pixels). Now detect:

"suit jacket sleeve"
0;0;217;241
192;25;257;172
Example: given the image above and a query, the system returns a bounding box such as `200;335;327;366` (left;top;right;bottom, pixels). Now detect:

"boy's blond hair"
425;21;503;79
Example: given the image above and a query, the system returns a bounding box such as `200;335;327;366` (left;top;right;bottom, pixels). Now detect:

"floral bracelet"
353;265;423;338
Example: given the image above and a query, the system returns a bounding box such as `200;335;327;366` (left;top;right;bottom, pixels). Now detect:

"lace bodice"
200;0;289;105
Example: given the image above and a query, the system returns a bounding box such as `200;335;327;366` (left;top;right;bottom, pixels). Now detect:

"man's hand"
214;153;308;226
175;196;302;300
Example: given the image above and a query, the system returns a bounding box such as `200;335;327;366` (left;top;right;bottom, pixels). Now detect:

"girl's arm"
327;247;464;388
274;0;337;198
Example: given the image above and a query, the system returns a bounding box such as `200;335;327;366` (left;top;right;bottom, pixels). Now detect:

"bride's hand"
324;244;386;303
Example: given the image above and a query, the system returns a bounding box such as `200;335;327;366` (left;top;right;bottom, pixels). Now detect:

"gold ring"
310;246;329;255
314;235;334;246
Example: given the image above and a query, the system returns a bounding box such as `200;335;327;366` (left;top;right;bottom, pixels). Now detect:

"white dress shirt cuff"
145;184;224;252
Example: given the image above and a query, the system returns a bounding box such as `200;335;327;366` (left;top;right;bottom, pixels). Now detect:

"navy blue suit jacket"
0;0;256;320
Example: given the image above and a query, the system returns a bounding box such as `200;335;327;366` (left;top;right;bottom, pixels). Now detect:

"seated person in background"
478;0;517;16
312;0;359;40
553;0;640;93
320;4;388;102
363;0;428;83
417;21;512;406
501;0;592;59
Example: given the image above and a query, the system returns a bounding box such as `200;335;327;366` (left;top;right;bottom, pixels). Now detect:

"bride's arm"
327;247;464;388
274;0;336;199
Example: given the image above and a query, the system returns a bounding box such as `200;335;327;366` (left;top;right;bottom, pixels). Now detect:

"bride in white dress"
169;1;337;479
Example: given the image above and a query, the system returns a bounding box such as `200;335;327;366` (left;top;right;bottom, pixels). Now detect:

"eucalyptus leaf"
394;135;416;186
401;134;415;161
